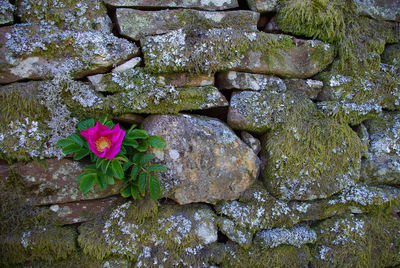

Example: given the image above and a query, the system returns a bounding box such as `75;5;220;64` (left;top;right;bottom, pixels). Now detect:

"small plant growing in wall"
55;118;166;200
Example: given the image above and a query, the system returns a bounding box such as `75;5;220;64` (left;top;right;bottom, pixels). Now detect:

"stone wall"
0;0;400;267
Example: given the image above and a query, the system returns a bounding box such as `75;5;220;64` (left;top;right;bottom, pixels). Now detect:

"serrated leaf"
122;138;139;148
120;185;131;198
62;144;81;155
73;148;89;160
132;152;145;163
136;139;149;152
147;164;167;172
139;153;154;167
56;138;74;148
78;118;95;131
138;172;147;195
131;184;140;200
70;133;85;147
80;173;96;194
130;164;140;181
148;136;166;149
149;176;162;199
96;172;107;190
112;159;124;179
77;171;95;183
127;129;148;139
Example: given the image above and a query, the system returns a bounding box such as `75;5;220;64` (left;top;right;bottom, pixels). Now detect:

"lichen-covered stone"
241;131;261;155
16;0;112;32
217;217;253;247
217;71;287;92
142;28;335;78
247;0;278;12
284;79;324;100
227;90;316;133
78;202;218;264
254;225;316;248
14;159;124;205
112;57;142;73
142;114;259;204
361;111;400;185
381;43;400;67
103;0;239;10
0;23;138;83
0;0;14;25
310;214;400;267
262;117;362;200
353;0;400;22
116;9;258;40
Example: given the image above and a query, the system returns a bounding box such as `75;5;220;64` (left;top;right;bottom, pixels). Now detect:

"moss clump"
262;115;362;200
277;0;347;43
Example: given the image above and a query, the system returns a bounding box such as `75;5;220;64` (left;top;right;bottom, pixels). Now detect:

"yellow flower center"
96;136;111;153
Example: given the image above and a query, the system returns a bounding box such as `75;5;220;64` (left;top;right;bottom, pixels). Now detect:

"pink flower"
80;121;125;159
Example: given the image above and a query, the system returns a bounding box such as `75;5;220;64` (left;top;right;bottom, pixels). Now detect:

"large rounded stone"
143;114;260;204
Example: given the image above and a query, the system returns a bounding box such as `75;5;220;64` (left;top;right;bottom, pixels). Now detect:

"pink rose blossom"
80;121;125;159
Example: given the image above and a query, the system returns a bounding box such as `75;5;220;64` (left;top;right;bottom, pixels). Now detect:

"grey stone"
284;78;324;100
103;0;239;10
16;0;112;32
14;159;124;205
361;111;400;185
112;57;141;73
142;114;260;204
0;24;138;83
0;0;14;25
247;0;279;12
254;225;316;248
353;0;400;22
217;217;253;246
381;43;400;67
117;9;258;40
227;90;316;133
142;29;335;78
217;71;287;92
113;114;144;125
241;131;261;155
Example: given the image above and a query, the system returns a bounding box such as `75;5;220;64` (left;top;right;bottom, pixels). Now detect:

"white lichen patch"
255;225;316;248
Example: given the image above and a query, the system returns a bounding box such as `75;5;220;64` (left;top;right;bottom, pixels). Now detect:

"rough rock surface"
311;214;400;267
217;71;287;91
285;79;324;100
361;112;400;185
142;29;335;78
103;0;239;10
143;114;259;204
381;43;400;67
14;159;123;205
353;0;400;22
247;0;279;12
79;202;218;263
0;24;138;83
0;0;14;25
117;9;258;40
241;131;261;155
254;225;316;248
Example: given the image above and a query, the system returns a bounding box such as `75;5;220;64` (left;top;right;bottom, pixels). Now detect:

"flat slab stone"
353;0;400;22
361;111;400;185
247;0;278;12
217;71;287;91
16;0;111;32
142;29;335;78
104;0;239;10
143;114;260;204
14;159;124;205
0;24;138;83
0;0;15;25
284;79;323;100
117;9;258;40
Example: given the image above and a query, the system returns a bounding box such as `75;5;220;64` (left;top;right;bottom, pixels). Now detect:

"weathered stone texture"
103;0;239;10
353;0;400;22
247;0;279;12
117;9;259;40
0;0;14;25
142;29;335;78
143;114;259;204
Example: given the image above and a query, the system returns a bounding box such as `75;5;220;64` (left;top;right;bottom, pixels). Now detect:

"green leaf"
112;159;124;179
122;138;139;148
131;184;140;200
80;173;96;194
130;164;140;181
149;176;162;199
78;118;95;131
70;133;85;147
56;138;74;148
77;171;95;183
105;121;115;129
101;159;111;174
120;145;127;155
120;185;131;198
148;136;166;149
147;164;167;172
62;144;81;155
73;148;89;160
123;161;133;171
106;175;115;185
136;139;149;152
127;129;148;139
127;124;137;133
96;172;107;190
132;152;145;163
139;153;154;167
138;172;147;195
96;157;104;169
90;153;97;162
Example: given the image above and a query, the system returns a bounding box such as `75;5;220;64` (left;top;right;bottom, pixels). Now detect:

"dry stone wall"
0;0;400;267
